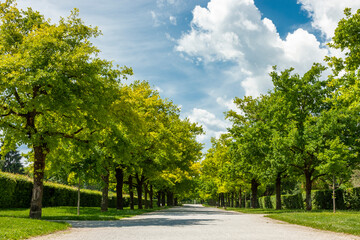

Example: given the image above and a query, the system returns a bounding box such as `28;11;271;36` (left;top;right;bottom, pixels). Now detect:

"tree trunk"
167;191;173;206
244;192;247;208
220;193;225;207
161;191;166;206
305;171;313;211
251;178;259;208
149;185;153;209
275;173;282;210
136;174;144;209
156;191;161;207
332;175;336;213
144;182;149;209
115;166;124;210
77;176;81;216
231;192;234;208
128;175;134;210
174;197;178;206
29;145;47;219
238;187;242;208
101;171;110;212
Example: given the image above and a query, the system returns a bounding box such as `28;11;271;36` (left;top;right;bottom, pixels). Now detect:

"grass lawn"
0;206;164;239
225;207;360;236
0;217;69;240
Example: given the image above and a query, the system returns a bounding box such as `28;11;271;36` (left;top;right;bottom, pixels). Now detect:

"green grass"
0;206;164;221
267;211;360;236
0;206;165;239
0;217;69;240
223;207;360;236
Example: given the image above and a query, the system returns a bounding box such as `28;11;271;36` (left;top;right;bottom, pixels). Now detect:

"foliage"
0;150;24;174
0;171;131;208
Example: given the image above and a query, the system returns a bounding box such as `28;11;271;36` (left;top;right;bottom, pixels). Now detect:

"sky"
14;0;360;153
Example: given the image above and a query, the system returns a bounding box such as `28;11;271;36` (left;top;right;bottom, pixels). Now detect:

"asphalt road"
32;204;360;240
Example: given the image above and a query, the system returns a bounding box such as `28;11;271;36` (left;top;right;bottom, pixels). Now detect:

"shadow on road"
66;205;237;228
67;217;214;228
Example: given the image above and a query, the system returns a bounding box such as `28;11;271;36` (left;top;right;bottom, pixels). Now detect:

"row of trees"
199;8;360;212
0;0;203;219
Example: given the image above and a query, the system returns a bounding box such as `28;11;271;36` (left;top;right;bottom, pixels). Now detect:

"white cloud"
188;108;231;146
176;0;331;97
298;0;360;39
169;15;177;25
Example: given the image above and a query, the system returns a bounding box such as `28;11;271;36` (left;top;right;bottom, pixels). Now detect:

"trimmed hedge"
257;188;360;210
259;193;304;209
0;171;129;208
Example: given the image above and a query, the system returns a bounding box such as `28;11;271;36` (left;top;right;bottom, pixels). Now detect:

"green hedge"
258;188;360;210
259;194;303;209
282;193;304;209
311;189;346;210
0;171;129;208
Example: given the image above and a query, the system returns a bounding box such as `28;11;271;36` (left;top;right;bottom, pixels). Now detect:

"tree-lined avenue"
31;205;360;240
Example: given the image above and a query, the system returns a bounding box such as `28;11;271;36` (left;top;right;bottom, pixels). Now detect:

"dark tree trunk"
136;174;145;209
220;193;225;207
174;197;178;206
167;191;174;206
305;170;313;211
251;178;259;208
149;185;154;209
231;192;234;207
238;187;242;208
275;173;282;210
101;170;110;212
30;145;47;219
115;166;124;210
128;175;134;210
144;182;149;209
156;191;161;207
161;191;166;206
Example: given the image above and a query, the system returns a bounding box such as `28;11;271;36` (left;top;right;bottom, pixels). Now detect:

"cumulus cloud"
175;0;335;97
188;108;231;144
298;0;360;39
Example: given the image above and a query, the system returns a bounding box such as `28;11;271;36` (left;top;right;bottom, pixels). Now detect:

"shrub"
344;187;360;210
0;171;130;208
258;196;274;209
282;193;304;209
311;189;346;210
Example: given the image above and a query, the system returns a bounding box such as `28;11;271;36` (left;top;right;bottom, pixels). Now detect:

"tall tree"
0;1;131;218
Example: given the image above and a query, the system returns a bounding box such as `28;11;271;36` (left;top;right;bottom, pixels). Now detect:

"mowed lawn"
0;206;164;240
227;207;360;236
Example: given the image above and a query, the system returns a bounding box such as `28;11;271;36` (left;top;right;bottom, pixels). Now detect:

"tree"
269;64;329;210
0;149;24;174
0;1;131;218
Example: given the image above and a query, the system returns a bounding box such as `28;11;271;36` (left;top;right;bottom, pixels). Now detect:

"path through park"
32;204;360;240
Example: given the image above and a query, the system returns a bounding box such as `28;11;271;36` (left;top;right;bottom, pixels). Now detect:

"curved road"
32;204;360;240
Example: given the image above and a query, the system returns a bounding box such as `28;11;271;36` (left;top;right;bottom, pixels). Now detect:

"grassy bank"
0;206;164;239
225;207;360;236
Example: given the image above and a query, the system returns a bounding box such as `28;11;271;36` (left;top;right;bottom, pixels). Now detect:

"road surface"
31;204;360;240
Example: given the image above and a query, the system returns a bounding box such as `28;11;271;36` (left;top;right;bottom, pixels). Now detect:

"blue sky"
15;0;360;153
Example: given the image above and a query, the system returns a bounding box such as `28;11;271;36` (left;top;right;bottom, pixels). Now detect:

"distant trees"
0;149;24;174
